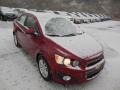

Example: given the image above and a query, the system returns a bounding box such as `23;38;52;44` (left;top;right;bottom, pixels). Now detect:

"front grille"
87;54;104;67
87;68;101;79
87;63;104;79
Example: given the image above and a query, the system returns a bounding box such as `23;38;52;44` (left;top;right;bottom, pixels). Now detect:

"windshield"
45;17;83;37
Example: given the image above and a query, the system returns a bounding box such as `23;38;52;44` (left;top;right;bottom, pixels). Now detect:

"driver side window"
24;16;39;34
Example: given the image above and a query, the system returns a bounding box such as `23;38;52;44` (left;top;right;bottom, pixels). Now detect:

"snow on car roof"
27;11;70;34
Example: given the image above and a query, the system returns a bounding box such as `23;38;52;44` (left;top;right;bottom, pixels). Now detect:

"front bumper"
52;59;105;84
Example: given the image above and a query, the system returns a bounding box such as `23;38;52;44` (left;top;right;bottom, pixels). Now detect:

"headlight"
55;54;64;64
55;54;80;69
63;58;71;66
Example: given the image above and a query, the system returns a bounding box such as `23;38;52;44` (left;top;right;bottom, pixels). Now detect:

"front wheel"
38;56;51;81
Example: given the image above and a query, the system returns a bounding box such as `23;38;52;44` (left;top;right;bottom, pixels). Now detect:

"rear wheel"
2;15;7;21
13;33;21;47
38;56;51;81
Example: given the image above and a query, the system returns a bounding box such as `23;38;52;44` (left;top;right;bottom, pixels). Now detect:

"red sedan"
13;11;105;84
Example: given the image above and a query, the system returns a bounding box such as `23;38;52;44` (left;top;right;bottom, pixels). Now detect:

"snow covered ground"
0;20;120;90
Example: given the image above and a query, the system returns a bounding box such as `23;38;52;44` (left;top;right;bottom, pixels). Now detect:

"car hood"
47;33;102;59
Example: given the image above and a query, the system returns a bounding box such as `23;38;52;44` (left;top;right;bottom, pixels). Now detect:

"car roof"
27;11;69;20
26;11;70;34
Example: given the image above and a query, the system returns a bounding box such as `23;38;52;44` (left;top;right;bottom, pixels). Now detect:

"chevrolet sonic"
13;11;105;84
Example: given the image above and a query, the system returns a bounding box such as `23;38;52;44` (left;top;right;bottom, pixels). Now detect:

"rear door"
15;15;28;48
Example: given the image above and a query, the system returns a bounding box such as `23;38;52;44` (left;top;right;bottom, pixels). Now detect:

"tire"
0;15;2;20
2;15;7;21
38;56;51;81
13;33;21;48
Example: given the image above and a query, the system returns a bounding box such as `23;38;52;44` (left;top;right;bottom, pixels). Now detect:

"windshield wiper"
47;34;60;37
47;32;85;37
62;33;76;37
76;32;85;35
62;32;84;37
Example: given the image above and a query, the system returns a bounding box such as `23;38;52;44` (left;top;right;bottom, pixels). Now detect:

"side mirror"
25;28;34;35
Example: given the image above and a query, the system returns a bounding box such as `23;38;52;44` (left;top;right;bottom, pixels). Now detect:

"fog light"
63;76;71;81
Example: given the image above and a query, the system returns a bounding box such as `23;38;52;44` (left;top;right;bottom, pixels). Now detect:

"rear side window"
18;15;27;25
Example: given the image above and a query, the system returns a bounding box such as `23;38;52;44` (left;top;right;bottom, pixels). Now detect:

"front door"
23;15;42;57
